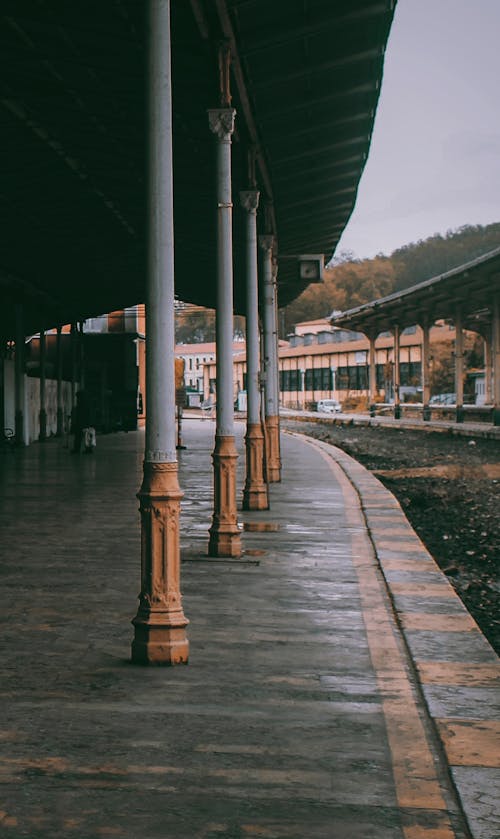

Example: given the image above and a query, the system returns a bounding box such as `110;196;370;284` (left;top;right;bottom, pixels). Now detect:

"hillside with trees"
283;222;500;333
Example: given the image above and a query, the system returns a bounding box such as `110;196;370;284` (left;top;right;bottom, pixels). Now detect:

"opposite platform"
0;420;498;838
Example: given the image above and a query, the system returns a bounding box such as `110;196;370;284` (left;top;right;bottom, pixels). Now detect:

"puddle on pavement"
243;522;280;532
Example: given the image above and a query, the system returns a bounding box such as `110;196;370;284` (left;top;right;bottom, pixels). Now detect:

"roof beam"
1;97;136;235
257;82;375;120
273;136;367;168
272;155;364;184
241;3;391;58
252;48;381;89
263;110;371;143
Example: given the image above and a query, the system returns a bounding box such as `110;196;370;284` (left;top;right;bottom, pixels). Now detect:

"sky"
335;0;500;260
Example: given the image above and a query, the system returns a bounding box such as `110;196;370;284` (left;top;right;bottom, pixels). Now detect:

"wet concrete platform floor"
0;420;498;838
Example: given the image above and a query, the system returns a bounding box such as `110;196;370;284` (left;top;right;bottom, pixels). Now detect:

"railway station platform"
0;420;498;839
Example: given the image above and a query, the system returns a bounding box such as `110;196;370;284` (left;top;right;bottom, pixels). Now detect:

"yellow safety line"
296;434;457;838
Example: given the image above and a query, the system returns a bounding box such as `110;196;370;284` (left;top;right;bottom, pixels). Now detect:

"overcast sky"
335;0;500;260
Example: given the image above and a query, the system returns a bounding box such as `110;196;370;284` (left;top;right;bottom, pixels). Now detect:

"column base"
208;435;241;557
131;461;189;666
265;415;281;483
243;423;268;511
131;622;189;666
243;487;269;511
208;527;242;557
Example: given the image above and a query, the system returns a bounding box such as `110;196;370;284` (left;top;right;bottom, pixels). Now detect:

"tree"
282;222;500;332
283;253;396;333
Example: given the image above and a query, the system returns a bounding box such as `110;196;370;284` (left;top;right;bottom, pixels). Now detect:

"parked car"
429;393;456;405
316;399;342;413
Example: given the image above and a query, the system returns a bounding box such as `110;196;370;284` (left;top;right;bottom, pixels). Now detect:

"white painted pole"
145;0;177;464
261;236;278;418
241;190;260;426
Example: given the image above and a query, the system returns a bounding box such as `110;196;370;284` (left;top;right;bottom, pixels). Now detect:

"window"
337;367;349;390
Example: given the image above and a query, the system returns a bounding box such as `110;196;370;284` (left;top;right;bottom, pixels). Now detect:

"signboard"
175;358;187;408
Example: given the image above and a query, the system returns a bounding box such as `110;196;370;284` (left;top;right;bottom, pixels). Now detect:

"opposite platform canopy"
0;0;395;337
330;247;500;336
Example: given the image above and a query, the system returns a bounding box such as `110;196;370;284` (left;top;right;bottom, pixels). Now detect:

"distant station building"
4;306;146;444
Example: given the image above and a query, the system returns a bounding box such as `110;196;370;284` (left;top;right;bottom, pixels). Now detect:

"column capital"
259;234;275;254
240;190;260;213
208;108;236;140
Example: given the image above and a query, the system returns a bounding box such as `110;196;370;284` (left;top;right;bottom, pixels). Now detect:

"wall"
3;360;72;444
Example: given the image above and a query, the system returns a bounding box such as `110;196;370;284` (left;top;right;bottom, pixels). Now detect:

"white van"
317;399;341;413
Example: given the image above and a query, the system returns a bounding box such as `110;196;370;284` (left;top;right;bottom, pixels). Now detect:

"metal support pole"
14;304;25;445
260;235;281;482
131;0;189;665
70;322;78;410
421;320;431;421
368;334;377;417
56;325;63;436
39;329;47;440
454;307;464;423
78;321;85;391
241;190;268;510
207;107;241;557
493;295;500;426
393;325;401;419
484;332;493;405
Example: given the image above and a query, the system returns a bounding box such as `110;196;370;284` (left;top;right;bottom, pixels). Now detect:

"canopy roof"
330;247;500;336
0;0;395;337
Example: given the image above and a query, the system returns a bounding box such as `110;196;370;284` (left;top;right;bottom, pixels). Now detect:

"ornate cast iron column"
131;0;189;665
260;235;281;482
241;189;268;511
14;304;25;445
70;322;78;411
207;107;241;557
39;329;47;440
56;325;64;436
